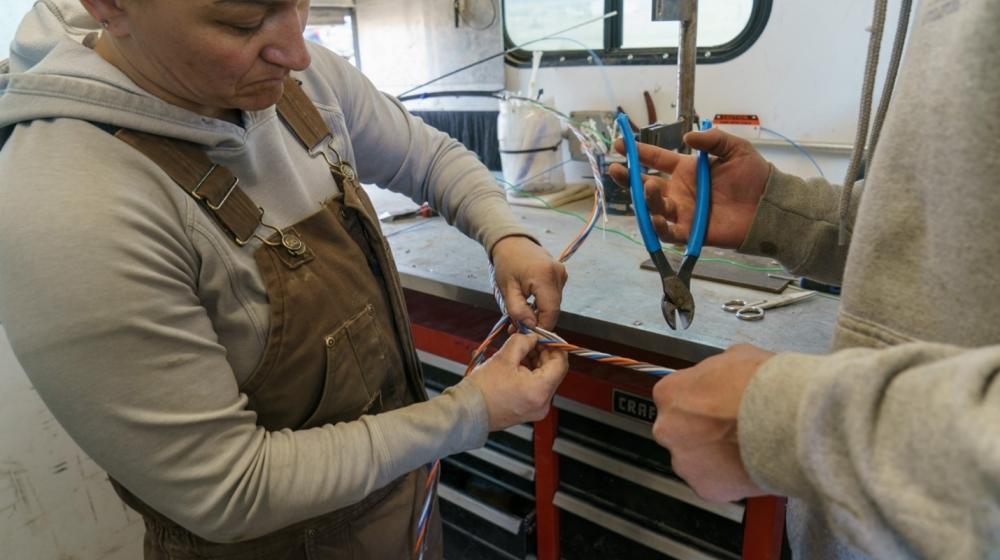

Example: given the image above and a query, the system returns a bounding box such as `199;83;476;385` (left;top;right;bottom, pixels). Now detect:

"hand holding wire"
490;235;567;329
466;333;569;431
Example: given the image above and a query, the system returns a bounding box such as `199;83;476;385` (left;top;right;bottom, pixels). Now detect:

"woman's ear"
78;0;131;36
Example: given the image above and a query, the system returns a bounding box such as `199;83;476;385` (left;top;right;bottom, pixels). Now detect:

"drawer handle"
465;446;535;481
437;483;524;535
554;491;723;560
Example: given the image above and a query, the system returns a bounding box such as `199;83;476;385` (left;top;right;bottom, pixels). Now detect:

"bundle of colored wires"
464;117;610;376
524;325;674;376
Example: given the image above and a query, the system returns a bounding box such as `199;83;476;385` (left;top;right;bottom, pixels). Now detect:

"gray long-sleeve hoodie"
0;0;529;543
736;1;999;558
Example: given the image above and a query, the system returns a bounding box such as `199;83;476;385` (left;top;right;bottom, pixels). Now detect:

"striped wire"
525;325;674;376
411;459;440;559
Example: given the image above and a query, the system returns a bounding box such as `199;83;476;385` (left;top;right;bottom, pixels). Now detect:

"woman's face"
110;0;312;116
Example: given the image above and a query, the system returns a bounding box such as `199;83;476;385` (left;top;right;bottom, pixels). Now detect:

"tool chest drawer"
446;447;535;497
556;397;672;475
439;456;537;559
556;445;742;558
553;399;744;560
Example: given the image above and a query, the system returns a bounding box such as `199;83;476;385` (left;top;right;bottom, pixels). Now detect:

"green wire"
498;179;786;273
672;250;786;273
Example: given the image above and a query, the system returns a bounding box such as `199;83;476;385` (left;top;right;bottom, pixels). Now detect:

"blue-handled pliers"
618;113;712;330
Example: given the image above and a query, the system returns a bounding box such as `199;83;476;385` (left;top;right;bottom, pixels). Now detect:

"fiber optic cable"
541;36;617;112
759;126;826;178
400;11;618;97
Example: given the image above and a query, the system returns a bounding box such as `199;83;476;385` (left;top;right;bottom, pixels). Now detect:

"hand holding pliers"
618;113;712;330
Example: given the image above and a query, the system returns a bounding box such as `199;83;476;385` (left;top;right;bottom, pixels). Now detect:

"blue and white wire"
408;12;617;559
413;459;440;560
541;36;617;112
760;126;826;178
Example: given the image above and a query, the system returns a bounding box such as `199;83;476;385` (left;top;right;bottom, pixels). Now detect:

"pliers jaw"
648;250;695;330
661;274;695;330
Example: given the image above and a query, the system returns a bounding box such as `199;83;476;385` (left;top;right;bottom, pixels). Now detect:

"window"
504;0;605;52
305;7;360;67
503;0;770;66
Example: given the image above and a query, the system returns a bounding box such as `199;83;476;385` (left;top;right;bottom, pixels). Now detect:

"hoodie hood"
0;0;249;148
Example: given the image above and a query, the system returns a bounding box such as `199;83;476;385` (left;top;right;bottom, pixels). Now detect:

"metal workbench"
370;186;838;364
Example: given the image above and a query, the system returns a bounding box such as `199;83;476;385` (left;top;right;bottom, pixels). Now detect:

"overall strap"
275;77;357;185
276;77;330;150
115;129;262;245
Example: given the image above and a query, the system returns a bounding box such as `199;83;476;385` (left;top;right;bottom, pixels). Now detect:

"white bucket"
498;98;565;195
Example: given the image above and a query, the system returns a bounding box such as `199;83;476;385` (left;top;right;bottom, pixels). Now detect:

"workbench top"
369;187;837;363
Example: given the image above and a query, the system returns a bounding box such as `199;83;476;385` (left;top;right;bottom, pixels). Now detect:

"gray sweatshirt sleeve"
319;53;536;255
0;121;489;543
739;344;1000;558
738;167;864;285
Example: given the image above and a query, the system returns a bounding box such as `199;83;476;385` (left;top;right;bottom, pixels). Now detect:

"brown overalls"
107;78;441;559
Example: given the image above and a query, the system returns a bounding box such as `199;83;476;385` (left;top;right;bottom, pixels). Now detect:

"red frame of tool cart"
405;289;785;560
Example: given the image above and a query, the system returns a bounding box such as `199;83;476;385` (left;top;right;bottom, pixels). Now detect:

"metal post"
676;1;697;154
647;0;698;154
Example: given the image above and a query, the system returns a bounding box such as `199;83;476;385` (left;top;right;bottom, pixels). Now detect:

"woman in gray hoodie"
0;0;568;557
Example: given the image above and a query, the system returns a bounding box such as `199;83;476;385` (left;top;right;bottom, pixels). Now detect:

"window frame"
305;5;362;69
502;0;772;68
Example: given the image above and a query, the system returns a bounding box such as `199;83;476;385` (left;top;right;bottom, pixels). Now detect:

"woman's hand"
490;236;568;329
468;334;569;431
609;129;772;249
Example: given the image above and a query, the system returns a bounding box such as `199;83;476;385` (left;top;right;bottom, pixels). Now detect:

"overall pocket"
301;304;393;428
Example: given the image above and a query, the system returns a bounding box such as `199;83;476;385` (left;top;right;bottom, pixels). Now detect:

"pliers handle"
677;120;713;284
618;113;712;329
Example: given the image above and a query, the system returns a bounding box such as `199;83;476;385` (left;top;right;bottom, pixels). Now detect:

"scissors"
722;291;817;321
619;113;712;330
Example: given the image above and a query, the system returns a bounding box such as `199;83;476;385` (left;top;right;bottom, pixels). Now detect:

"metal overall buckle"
190;164;240;210
189;162;307;256
308;135;356;184
232;207;308;257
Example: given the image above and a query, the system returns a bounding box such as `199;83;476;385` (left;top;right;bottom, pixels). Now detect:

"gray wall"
356;0;503;111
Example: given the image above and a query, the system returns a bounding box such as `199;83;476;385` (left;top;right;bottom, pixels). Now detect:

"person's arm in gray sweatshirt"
736;167;863;286
657;164;1000;558
740;343;1000;558
732;137;999;559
